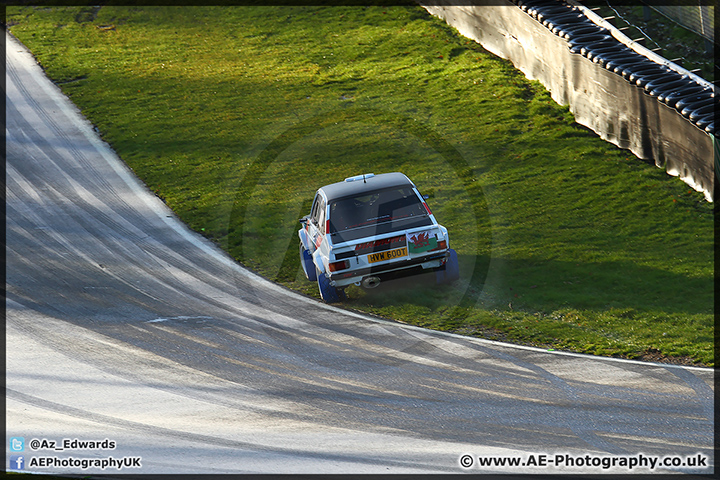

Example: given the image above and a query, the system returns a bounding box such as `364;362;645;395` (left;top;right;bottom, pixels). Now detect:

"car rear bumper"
328;250;449;287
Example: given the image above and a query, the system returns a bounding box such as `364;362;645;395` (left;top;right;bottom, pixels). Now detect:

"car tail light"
422;202;432;215
430;239;448;252
328;260;350;272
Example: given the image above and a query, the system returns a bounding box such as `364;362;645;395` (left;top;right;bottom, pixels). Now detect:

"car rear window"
328;187;427;233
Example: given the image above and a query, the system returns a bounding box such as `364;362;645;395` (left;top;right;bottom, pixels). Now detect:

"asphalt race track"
5;31;714;475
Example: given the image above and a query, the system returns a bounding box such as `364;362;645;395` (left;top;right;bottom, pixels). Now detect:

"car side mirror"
423;194;430;200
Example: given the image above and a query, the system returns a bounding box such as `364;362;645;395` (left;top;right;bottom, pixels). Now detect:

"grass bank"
6;5;714;365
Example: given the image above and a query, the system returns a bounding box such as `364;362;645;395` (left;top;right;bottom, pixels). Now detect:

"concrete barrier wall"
420;0;714;201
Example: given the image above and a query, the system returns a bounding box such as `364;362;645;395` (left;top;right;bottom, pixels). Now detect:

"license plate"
367;247;408;264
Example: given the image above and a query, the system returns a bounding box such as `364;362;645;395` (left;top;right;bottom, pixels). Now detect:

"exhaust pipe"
361;276;381;289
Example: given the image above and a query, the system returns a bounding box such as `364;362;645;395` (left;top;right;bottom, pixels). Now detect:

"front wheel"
317;268;344;303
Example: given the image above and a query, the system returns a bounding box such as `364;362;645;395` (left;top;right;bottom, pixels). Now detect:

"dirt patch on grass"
632;347;709;367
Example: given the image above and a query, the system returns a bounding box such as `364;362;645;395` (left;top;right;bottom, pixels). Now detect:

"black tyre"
633;72;672;88
543;12;585;30
535;5;575;21
317;267;341;303
587;45;631;63
681;99;714;118
695;112;714;130
628;66;672;85
616;59;659;77
591;51;627;66
645;76;693;96
660;85;710;109
518;0;546;13
689;103;715;122
568;34;613;54
603;54;644;72
554;23;599;39
676;93;715;113
580;40;617;58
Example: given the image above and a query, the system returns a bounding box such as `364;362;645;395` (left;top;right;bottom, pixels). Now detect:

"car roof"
319;172;415;202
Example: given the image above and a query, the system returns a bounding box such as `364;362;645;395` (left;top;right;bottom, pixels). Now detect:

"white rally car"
298;172;459;303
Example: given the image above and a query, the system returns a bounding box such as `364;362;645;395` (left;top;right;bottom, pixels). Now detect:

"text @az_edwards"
459;453;710;471
29;438;116;451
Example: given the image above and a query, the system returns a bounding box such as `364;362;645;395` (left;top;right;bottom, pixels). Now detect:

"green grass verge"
6;5;714;366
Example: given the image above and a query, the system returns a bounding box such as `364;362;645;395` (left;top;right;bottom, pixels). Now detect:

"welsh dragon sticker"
407;231;438;254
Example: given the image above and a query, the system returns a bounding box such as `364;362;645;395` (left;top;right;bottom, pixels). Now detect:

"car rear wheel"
317;267;343;303
299;243;317;281
435;249;460;285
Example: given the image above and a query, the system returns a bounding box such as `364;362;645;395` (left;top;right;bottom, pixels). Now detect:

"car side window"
310;193;320;225
318;198;327;234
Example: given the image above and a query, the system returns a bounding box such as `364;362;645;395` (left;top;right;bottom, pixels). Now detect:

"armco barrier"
420;0;715;202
